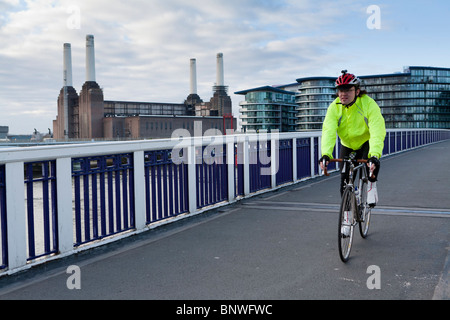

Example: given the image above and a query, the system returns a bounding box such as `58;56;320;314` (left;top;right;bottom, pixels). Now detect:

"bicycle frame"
322;155;374;262
327;156;373;214
342;158;369;195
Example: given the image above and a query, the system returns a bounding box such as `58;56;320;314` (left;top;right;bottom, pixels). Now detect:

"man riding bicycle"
319;70;386;207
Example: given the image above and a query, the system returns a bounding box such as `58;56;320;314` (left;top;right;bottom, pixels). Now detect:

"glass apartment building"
295;66;450;131
235;86;297;132
295;77;336;131
360;66;450;129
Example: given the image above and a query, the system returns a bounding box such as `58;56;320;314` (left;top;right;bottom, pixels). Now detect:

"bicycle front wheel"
358;180;372;238
338;186;355;262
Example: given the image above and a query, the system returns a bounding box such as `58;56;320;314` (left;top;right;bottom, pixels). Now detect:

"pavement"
0;140;448;301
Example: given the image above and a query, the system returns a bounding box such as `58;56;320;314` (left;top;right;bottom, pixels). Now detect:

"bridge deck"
0;140;449;300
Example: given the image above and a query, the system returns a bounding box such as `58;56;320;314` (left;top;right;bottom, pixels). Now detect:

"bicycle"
323;153;375;262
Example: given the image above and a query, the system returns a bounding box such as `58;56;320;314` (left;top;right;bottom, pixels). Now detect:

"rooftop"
234;85;296;95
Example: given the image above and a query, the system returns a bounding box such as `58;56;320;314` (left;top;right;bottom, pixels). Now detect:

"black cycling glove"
319;155;330;164
368;156;380;168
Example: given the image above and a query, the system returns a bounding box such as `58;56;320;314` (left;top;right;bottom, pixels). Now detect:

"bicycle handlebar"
322;158;374;178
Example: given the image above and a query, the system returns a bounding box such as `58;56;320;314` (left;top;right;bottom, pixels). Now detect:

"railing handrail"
0;132;318;163
1;129;448;164
0;128;449;275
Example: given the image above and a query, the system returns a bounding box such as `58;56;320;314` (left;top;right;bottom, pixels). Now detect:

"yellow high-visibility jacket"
321;94;386;159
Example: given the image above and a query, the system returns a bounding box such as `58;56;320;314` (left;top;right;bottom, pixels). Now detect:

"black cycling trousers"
339;141;380;196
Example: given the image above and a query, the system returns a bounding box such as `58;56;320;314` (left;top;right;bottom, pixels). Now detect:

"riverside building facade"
237;66;450;132
360;66;450;129
295;66;450;131
295;77;335;131
235;86;297;133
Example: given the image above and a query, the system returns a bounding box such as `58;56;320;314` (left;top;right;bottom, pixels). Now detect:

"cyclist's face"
338;87;359;105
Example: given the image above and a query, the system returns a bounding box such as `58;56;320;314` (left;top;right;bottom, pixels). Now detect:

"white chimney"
63;43;72;140
190;58;197;95
63;43;73;87
216;53;224;87
86;34;96;82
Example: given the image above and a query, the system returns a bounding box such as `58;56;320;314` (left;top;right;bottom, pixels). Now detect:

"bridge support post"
226;134;235;203
56;157;73;254
187;140;197;214
270;134;278;189
5;162;27;271
292;138;297;181
243;136;250;196
133;150;146;230
311;137;316;177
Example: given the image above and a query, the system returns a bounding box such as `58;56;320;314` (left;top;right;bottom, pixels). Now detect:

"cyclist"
319;70;386;207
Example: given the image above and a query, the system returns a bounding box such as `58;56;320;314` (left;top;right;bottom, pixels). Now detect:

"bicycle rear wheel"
338;186;355;262
358;180;372;238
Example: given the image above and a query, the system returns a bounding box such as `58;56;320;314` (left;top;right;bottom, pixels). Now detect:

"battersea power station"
53;35;236;140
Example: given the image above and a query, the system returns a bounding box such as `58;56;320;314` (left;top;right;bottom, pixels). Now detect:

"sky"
0;0;449;134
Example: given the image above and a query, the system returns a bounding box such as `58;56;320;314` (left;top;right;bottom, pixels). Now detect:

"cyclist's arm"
321;100;340;159
366;99;386;159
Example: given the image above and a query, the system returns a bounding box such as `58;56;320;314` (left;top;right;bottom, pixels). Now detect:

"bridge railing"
0;129;449;274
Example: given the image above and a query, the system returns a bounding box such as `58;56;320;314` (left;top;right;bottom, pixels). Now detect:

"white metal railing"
0;129;448;275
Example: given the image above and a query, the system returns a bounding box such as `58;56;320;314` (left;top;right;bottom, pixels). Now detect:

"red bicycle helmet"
335;70;360;87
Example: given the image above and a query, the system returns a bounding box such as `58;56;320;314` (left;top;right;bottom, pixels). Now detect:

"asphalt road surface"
0;140;448;301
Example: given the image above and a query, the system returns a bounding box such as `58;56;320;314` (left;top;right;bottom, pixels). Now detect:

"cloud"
0;0;374;134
